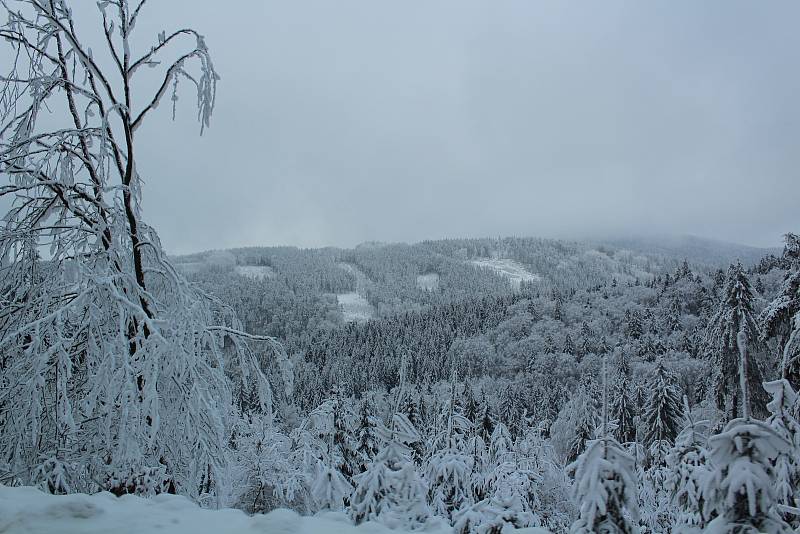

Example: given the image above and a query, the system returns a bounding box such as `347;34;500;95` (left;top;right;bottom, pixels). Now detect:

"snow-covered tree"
763;379;800;526
332;396;359;483
641;360;683;449
611;353;637;445
355;399;380;475
349;359;429;529
424;370;473;522
0;0;287;501
565;384;599;463
489;422;514;464
704;262;769;421
702;418;791;533
568;437;639;534
463;385;480;424
702;312;793;532
568;356;639;534
454;461;540;533
231;417;306;513
665;398;710;530
349;414;430;529
760;233;800;390
311;459;353;511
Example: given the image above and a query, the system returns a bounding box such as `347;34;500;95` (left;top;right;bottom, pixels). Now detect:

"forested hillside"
162;234;800;531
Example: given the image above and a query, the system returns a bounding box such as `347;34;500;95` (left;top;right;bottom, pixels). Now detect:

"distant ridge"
596;234;781;267
173;233;781;270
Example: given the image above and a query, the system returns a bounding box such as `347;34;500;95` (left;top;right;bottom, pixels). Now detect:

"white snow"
416;272;440;291
337;292;375;323
0;485;553;534
235;265;276;280
337;263;375;322
470;258;541;290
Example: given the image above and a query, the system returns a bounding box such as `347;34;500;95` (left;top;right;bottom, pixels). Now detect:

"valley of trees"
1;2;799;533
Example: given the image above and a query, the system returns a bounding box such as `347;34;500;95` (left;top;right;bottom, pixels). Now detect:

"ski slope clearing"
470;258;541;290
0;486;554;534
337;263;375;322
416;272;440;291
337;292;375;322
234;265;276;280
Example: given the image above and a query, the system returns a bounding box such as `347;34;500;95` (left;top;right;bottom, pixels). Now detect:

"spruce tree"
702;295;793;533
568;357;639;534
463;386;479;424
478;396;495;443
666;398;710;531
564;333;576;355
764;379;800;527
426;374;473;523
349;414;430;528
642;360;683;449
498;386;521;438
567;384;599;464
702;419;791;533
760;233;800;389
704;262;770;421
311;459;353;511
355;400;379;475
611;353;637;444
332;399;359;484
639;361;682;532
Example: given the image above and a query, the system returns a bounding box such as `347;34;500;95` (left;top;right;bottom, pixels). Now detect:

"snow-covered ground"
337;263;375;322
0;486;416;534
336;292;375;322
470;258;541;290
234;265;276;280
416;272;440;291
0;485;552;534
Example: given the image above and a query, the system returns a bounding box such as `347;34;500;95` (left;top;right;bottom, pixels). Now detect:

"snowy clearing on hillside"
471;258;541;290
3;485;535;534
416;272;440;291
337;292;375;322
235;265;276;280
336;263;375;322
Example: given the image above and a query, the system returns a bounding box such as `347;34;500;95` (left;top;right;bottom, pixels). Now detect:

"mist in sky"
69;2;800;252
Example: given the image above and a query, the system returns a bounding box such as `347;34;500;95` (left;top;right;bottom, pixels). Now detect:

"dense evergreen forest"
163;234;800;532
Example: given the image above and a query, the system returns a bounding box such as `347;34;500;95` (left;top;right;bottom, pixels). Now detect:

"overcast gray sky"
80;2;800;252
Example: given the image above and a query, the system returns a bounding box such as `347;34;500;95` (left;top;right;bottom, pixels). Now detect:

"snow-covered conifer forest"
1;1;799;533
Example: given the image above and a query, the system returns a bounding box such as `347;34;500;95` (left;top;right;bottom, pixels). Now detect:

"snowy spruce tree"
348;413;430;529
311;459;353;511
425;373;473;523
355;399;380;475
642;360;683;450
704;262;769;422
702;317;792;533
763;379;800;527
349;360;429;529
665;397;710;531
0;0;287;501
568;357;639;534
566;382;600;463
702;419;791;533
611;353;638;445
760;233;800;390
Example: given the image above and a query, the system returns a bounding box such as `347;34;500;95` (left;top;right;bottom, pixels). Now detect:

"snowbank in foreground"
0;485;551;534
